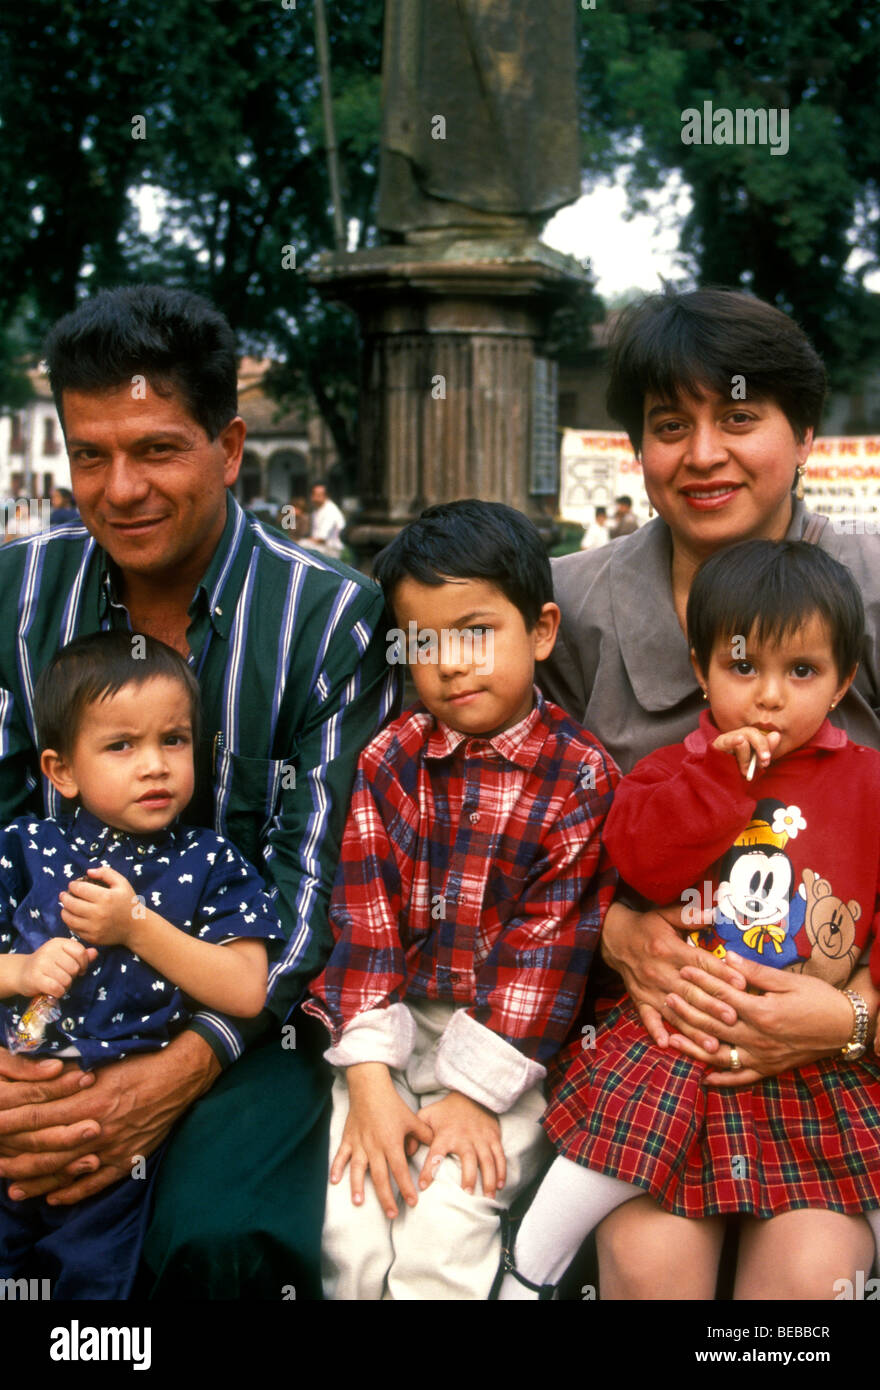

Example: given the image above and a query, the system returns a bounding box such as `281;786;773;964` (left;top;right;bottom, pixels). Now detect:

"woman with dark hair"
526;287;880;1298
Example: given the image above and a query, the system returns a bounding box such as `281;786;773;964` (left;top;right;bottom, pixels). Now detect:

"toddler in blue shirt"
0;630;282;1297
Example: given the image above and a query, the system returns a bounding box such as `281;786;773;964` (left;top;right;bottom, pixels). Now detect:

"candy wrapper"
6;993;62;1053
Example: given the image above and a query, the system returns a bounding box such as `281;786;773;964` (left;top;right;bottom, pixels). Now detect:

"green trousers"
139;1010;332;1300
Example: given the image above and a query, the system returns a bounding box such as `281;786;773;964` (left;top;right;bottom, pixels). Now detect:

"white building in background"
0;369;68;499
234;358;337;511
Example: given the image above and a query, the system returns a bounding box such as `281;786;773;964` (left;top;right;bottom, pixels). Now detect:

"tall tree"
3;0;879;430
577;0;880;386
0;0;385;464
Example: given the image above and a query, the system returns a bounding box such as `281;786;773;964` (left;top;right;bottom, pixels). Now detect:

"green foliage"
576;0;880;389
544;269;605;362
0;0;384;463
0;302;39;413
3;0;880;441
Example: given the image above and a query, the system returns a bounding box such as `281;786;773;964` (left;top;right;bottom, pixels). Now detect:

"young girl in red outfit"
499;539;880;1300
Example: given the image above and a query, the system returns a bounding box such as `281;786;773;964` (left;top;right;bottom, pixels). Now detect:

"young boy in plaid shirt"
304;500;619;1300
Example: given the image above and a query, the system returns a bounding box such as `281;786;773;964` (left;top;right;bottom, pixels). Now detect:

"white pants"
321;999;550;1300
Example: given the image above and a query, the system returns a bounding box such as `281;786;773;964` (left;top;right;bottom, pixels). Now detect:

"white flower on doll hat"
771;805;806;838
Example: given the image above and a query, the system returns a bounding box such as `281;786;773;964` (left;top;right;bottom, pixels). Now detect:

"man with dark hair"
0;285;399;1299
609;496;639;540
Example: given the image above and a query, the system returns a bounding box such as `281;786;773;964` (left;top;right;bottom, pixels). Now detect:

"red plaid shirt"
305;691;618;1109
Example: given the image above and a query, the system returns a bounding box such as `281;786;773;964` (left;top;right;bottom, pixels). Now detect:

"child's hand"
59;864;141;947
16;937;98;997
416;1091;507;1197
712;726;781;778
332;1062;434;1219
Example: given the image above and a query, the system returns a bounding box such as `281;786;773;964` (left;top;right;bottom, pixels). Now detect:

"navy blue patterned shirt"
0;808;283;1068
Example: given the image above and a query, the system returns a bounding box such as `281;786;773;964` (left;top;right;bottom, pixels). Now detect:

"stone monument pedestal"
312;237;588;561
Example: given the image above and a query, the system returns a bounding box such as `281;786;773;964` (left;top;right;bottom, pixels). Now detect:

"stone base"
312;239;588;556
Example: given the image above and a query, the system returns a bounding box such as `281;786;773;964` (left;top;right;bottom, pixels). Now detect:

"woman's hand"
601;900;748;1048
666;951;860;1085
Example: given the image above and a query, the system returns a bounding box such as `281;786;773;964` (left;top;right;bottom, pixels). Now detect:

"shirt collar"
609;498;818;714
684;707;847;756
424;687;550;770
68;806;178;854
98;492;251;639
189;493;251;638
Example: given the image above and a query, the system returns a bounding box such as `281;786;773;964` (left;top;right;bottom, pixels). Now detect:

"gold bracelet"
840;989;869;1061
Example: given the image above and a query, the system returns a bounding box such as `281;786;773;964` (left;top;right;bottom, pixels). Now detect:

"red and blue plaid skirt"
543;998;880;1218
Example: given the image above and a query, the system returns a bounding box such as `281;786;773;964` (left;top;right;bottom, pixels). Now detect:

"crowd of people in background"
580;495;642;550
227;480;347;556
0;477;349;554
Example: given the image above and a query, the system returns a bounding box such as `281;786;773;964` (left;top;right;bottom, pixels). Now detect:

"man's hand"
330;1062;433;1219
601;900;747;1048
712;726;781;777
59;864;140;947
0;1050;100;1189
416;1091;506;1197
0;1030;220;1203
667;950;859;1084
14;938;97;998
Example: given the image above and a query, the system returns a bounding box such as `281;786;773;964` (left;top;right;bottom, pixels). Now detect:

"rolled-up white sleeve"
435;1008;546;1113
323;1001;417;1070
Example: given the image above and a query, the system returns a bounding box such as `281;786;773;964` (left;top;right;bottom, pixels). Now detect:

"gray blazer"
539;500;880;775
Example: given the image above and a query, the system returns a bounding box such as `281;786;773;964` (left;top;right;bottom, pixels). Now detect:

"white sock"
865;1209;880;1273
497;1156;642;1300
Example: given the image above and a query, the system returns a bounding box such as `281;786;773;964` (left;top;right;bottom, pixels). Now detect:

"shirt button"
469;811;480;824
137;845;147;856
214;606;223;616
61;1017;75;1032
89;842;101;853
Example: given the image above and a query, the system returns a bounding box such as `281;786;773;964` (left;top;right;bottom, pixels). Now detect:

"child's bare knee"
597;1212;671;1298
749;1252;863;1301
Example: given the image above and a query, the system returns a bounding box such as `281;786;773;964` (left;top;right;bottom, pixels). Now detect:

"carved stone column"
312;239;587;558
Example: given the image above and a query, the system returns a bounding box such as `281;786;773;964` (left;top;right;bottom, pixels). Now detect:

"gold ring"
729;1046;742;1071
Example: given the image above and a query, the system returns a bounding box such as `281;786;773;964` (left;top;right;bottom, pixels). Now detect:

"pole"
314;0;346;252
